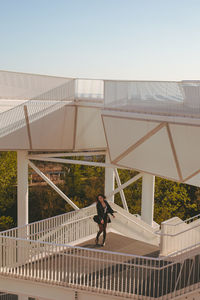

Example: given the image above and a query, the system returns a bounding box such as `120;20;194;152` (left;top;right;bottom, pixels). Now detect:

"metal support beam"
28;161;79;211
17;151;28;227
114;169;129;211
28;151;106;158
106;172;143;199
104;153;115;202
28;155;122;169
141;173;155;226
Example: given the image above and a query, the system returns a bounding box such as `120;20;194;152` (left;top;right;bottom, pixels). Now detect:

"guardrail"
0;234;200;299
0;204;97;244
159;216;200;256
1;206;200;299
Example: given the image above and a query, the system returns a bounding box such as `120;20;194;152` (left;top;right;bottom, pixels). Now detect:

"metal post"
104;153;115;202
114;169;129;211
141;173;155;226
17;151;28;227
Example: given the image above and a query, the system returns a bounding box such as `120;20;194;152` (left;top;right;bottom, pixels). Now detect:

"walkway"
78;232;160;257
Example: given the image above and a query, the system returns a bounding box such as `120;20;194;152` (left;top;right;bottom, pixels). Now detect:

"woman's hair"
96;194;106;201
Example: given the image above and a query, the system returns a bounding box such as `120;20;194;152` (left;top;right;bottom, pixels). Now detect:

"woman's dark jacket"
96;200;114;224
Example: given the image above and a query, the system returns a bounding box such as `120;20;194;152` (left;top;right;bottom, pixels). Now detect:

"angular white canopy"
0;70;200;187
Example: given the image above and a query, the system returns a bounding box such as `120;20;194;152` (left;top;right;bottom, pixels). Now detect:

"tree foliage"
0;151;200;230
0;152;17;219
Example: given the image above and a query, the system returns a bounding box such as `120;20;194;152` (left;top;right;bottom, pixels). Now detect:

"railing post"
160;222;168;256
17;151;29;290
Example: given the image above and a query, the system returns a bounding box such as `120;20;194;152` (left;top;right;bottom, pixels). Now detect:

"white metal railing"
0;204;97;244
0;235;200;299
104;80;200;118
0;292;18;300
1;206;200;299
179;213;200;225
110;202;160;233
159;216;200;256
0;100;71;138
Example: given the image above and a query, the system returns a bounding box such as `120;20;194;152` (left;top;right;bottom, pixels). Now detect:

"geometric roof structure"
0;70;200;187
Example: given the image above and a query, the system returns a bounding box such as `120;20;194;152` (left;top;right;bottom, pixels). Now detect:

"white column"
17;151;28;227
141;173;155;226
104;153;115;202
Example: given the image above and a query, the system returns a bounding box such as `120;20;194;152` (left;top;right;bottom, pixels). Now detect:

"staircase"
109;202;160;246
0;205;200;299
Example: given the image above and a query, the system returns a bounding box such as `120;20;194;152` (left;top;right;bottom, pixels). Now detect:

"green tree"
154;178;198;224
0;151;17;229
0;216;14;231
62;156;105;207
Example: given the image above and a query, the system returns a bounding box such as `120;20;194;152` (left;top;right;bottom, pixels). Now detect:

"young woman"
94;194;115;246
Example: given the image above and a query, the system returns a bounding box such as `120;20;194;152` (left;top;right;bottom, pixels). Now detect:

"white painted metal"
102;107;200;127
110;203;159;246
75;78;104;102
29;151;106;158
28;155;118;169
186;172;200;187
104;80;200;117
17;151;28;227
160;215;200;256
0;70;74;101
0;201;159;247
106;172;143;199
119;125;179;180
1;73;200;187
28;160;79;210
29;104;75;150
170;123;200;180
114;169;128;211
0;277;128;300
141;174;155;226
1;203;200;299
102;115;159;162
0;223;200;299
75;106;107;150
104;153;115;202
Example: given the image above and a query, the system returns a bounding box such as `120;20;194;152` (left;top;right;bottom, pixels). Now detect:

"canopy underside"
0;70;200;187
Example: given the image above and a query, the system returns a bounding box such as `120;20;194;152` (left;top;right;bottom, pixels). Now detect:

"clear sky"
0;0;200;80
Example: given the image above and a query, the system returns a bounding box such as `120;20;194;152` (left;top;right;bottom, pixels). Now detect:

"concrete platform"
78;232;160;257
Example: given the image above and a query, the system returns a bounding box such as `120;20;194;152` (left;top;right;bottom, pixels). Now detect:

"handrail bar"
1;233;200;271
10;214;96;239
157;222;200;237
161;213;200;226
0;202;156;236
0;234;161;261
0;204;95;235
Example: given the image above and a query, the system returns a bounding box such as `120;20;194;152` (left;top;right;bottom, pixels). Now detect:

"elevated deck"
0;206;200;299
78;232;160;257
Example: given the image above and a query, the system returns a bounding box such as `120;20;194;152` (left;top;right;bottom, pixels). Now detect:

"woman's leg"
102;223;107;246
96;224;103;244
